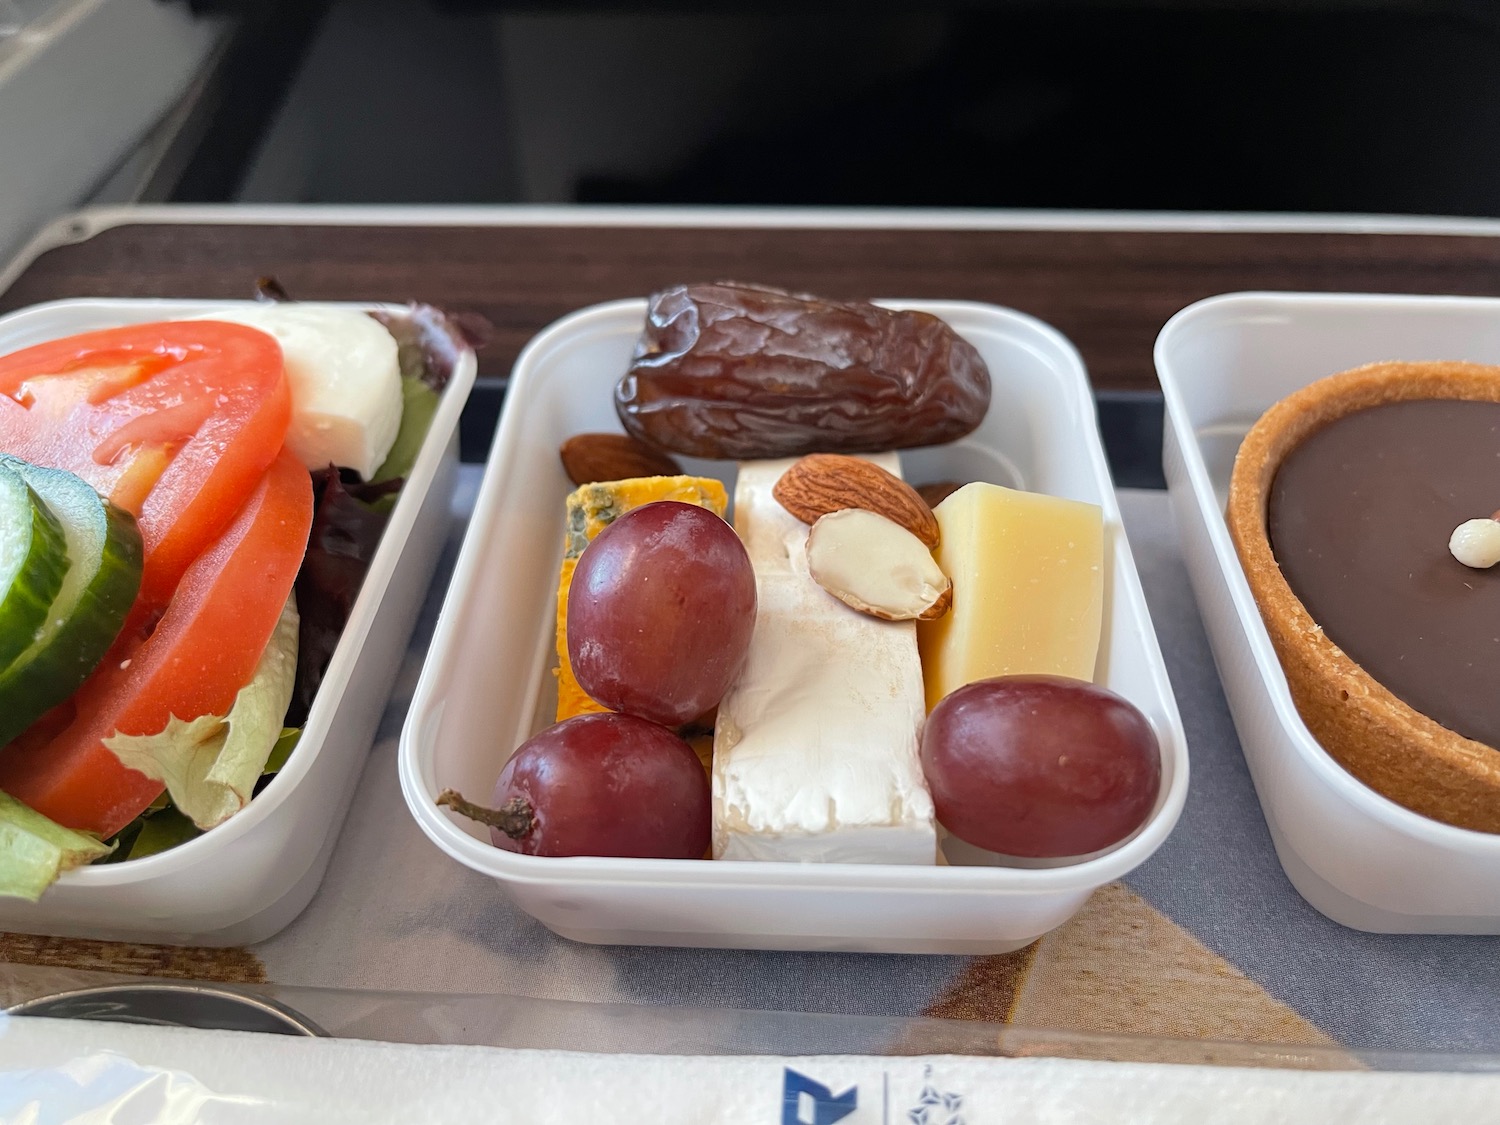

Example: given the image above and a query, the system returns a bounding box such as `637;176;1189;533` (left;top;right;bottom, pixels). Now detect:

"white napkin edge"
4;1015;1500;1125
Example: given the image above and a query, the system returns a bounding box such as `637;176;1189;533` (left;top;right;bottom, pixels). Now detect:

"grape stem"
436;789;535;840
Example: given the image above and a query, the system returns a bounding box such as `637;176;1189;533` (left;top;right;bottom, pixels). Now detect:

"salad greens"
103;726;304;864
286;301;472;724
372;378;440;487
103;594;299;831
0;790;112;900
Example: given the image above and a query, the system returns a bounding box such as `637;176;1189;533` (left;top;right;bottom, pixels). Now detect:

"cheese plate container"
400;297;1187;955
1157;291;1500;934
0;297;476;946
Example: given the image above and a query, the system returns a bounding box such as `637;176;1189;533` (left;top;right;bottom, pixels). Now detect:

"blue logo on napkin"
906;1065;964;1125
782;1068;857;1125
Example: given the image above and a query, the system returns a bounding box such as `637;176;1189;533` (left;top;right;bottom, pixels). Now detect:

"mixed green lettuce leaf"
103;594;299;831
0;791;113;901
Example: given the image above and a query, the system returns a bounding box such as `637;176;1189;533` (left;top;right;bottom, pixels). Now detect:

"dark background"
173;1;1500;215
60;0;1500;486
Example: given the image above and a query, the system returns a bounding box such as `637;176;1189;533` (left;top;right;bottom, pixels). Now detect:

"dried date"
615;282;991;459
916;480;966;508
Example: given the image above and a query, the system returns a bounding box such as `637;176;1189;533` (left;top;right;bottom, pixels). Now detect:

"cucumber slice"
0;464;69;672
0;458;143;748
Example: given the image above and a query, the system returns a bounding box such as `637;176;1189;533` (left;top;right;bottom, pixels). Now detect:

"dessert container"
1156;291;1500;933
0;297;476;946
400;297;1189;955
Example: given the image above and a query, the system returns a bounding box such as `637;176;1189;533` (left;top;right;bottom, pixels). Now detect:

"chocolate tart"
1227;360;1500;833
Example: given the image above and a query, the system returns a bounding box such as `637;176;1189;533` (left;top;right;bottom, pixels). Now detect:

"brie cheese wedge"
711;455;937;864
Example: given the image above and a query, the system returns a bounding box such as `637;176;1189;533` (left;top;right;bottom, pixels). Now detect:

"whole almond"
773;453;940;549
560;433;683;485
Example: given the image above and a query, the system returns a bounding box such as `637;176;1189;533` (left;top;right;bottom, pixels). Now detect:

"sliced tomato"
0;450;313;837
0;321;290;612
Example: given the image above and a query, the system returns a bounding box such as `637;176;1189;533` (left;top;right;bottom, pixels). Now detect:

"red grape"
441;713;710;859
567;501;756;726
921;675;1160;858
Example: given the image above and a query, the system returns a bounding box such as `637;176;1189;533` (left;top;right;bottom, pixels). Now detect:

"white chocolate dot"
1449;519;1500;569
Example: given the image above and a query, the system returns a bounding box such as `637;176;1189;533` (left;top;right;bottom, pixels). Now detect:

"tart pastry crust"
1227;360;1500;833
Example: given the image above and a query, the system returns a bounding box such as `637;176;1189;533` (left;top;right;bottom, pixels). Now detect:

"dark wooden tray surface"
7;219;1500;393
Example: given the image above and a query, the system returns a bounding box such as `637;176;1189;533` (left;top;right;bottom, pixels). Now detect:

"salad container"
0;298;476;946
1157;291;1500;933
400;298;1189;955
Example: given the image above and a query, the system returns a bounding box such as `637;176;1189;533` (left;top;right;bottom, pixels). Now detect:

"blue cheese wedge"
711;455;937;864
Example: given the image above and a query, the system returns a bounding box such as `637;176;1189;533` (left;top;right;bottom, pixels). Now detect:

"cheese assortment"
439;283;1160;868
710;457;936;863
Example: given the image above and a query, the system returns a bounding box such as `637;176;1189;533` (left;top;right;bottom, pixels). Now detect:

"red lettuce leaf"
371;304;490;393
286;468;401;726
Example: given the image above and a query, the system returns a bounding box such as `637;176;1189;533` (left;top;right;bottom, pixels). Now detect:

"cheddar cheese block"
554;475;728;722
917;482;1103;711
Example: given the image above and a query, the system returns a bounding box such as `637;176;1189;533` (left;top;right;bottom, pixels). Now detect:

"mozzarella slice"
195;305;403;480
711;455;937;864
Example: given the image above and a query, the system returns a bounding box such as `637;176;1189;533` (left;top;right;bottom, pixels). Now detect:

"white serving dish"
0;297;475;946
400;297;1188;955
1157;291;1500;934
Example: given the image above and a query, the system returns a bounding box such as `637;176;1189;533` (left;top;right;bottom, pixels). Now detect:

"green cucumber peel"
0;791;112;900
103;593;299;831
0;457;143;748
0;463;70;672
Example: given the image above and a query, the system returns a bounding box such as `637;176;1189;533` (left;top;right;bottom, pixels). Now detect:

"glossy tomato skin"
0;321;290;612
921;675;1161;859
0;449;313;836
490;712;710;859
567;501;756;727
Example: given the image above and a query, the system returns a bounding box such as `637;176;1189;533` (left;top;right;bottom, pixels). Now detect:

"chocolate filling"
1268;399;1500;750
